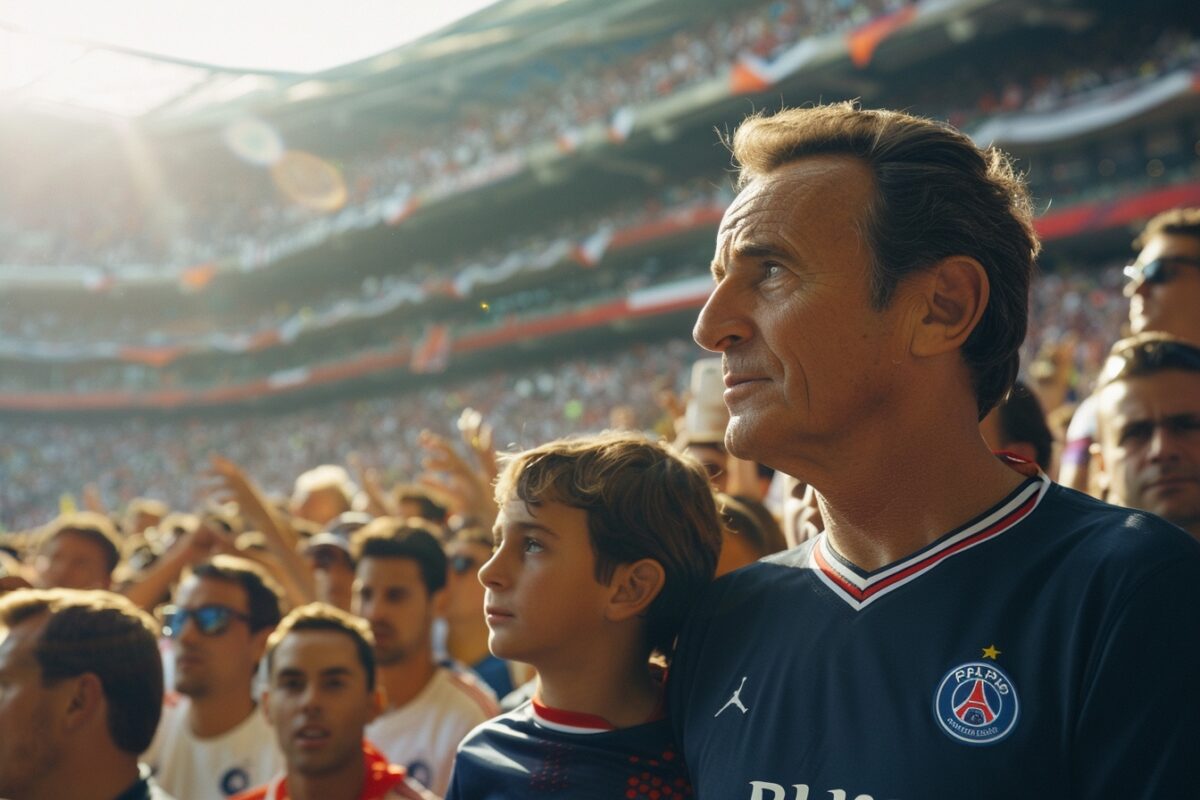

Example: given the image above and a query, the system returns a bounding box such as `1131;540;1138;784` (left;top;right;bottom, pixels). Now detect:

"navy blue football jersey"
669;476;1200;799
447;697;693;799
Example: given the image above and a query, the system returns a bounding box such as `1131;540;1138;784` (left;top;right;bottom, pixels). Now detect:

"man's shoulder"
1036;484;1200;569
458;700;537;750
429;665;502;720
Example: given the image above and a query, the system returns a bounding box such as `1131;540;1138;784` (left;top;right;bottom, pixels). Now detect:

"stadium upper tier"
0;0;1195;412
0;261;1130;532
2;0;1194;284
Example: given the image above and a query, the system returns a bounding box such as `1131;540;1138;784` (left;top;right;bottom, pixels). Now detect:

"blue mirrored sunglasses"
1123;255;1200;288
450;554;481;575
161;604;251;639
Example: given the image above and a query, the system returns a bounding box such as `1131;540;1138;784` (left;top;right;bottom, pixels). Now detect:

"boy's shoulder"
452;700;691;799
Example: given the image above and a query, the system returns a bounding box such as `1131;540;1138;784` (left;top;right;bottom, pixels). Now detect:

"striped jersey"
447;697;693;799
669;477;1200;799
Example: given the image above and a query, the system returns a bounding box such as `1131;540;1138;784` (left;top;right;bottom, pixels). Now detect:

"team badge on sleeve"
933;661;1019;745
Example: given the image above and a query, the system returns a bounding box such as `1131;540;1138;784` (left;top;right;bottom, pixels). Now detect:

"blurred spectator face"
293;486;352;527
170;575;267;698
264;628;381;778
34;532;111;591
443;540;491;626
0;614;61;798
685;443;728;493
693;158;908;466
305;543;355;612
353;558;437;666
1095;370;1200;538
1127;232;1200;339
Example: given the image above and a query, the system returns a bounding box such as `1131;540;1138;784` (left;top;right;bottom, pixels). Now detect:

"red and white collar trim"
531;697;615;735
809;475;1050;611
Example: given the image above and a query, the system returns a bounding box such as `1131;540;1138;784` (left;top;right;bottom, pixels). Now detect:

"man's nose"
693;282;751;353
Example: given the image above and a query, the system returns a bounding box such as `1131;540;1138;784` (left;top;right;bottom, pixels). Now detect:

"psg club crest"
933;661;1019;745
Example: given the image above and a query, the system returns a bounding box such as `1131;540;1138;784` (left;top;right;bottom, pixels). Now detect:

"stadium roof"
0;0;719;125
0;0;502;119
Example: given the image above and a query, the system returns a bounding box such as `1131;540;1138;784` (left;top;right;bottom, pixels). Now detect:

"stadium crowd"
4;110;1200;800
2;0;1200;789
3;92;1200;800
2;0;1195;278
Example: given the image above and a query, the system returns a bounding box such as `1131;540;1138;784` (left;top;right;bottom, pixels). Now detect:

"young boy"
446;432;723;799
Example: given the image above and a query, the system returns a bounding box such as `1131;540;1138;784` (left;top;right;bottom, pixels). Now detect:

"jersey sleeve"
1071;548;1200;798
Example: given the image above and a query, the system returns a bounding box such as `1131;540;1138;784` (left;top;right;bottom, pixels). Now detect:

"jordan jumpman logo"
715;676;750;717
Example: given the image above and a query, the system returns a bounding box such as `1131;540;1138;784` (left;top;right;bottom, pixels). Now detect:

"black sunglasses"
161;604;251;639
450;554;481;575
1123;255;1200;291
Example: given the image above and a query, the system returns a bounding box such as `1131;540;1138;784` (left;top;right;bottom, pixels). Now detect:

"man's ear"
909;256;989;358
62;672;105;734
605;558;666;623
260;690;272;723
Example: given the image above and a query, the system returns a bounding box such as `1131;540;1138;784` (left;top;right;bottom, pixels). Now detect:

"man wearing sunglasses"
440;527;528;699
144;556;285;800
1093;334;1200;542
1061;207;1200;494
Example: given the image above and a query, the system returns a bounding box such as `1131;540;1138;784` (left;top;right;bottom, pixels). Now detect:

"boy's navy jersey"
447;697;693;799
669;476;1200;800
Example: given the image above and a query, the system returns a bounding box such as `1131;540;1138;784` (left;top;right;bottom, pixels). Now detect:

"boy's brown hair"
495;431;723;659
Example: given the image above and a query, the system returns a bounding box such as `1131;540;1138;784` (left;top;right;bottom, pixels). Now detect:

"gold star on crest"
982;644;1002;660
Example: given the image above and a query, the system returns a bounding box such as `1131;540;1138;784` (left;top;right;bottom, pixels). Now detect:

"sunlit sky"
0;0;501;73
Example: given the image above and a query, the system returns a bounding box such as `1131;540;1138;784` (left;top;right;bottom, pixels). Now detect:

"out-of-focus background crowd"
2;0;1196;534
2;0;1198;796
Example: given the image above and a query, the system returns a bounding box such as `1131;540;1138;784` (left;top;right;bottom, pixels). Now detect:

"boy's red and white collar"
531;696;615;734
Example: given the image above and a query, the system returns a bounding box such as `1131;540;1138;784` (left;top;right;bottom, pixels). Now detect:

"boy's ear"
605;558;666;623
908;256;989;358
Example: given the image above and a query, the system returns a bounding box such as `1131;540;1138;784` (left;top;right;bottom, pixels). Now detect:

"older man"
668;103;1200;799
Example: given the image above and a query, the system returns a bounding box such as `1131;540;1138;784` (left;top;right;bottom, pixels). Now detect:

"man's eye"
1119;424;1152;445
523;537;544;554
1171;417;1200;435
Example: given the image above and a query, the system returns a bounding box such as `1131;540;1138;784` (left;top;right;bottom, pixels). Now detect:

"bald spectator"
0;588;175;800
291;465;358;527
1093;334;1200;541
